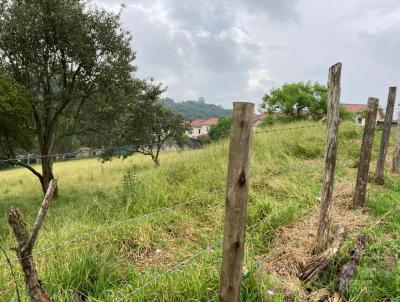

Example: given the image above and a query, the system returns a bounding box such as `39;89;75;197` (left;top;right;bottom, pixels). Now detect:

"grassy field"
0;121;399;301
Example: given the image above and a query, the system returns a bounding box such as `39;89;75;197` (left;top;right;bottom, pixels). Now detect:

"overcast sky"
95;0;400;109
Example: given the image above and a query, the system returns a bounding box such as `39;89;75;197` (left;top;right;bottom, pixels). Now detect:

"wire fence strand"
0;122;327;300
0;123;324;164
0;191;219;268
116;207;280;301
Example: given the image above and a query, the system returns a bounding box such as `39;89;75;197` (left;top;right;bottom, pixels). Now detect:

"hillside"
0;121;399;301
161;97;232;120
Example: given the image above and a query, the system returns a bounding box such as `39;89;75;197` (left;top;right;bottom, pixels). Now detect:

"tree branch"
10;161;44;183
24;179;57;253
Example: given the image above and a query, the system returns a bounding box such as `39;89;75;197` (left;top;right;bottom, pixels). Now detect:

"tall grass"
0;121;398;301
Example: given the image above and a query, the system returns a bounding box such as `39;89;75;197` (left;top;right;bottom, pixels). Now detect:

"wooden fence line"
5;67;400;301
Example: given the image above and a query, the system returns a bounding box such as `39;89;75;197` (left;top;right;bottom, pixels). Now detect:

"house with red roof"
252;113;267;127
188;117;219;138
342;103;385;125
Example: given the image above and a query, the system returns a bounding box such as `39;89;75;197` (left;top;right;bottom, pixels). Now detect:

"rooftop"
341;103;368;113
191;117;219;127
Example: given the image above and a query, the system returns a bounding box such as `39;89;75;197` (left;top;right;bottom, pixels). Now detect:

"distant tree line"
162;97;232;120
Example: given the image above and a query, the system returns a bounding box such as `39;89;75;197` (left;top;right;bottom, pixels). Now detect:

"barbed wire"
254;123;322;135
0;123;324;165
116;246;215;301
0;191;219;268
0;122;326;300
0;144;141;164
116;208;279;301
1;186;307;300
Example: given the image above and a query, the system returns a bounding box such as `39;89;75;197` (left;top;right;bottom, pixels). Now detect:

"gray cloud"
242;0;299;21
95;0;400;110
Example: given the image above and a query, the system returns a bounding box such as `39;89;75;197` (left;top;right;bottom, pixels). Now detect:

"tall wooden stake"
353;98;379;208
392;113;400;173
219;102;254;302
314;62;342;254
373;87;397;184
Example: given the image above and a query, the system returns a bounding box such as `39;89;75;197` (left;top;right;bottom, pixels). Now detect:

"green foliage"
84;78;165;150
208;116;232;141
0;0;136;189
261;81;327;120
0;69;33;161
162;97;232;120
101;90;189;166
339;104;355;121
125;100;188;165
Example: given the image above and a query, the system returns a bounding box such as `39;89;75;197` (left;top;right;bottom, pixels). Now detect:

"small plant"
119;166;143;205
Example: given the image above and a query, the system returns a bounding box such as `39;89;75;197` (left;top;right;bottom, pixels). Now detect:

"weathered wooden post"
353;98;379;208
392;113;400;173
219;102;254;302
373;87;397;184
314;62;342;254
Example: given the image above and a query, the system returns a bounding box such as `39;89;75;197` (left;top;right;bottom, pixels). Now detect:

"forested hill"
161;97;232;120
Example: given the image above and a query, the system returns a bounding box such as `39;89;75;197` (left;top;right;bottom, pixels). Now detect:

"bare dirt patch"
257;181;373;299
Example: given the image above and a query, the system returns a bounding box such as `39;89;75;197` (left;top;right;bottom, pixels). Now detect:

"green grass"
0;121;399;301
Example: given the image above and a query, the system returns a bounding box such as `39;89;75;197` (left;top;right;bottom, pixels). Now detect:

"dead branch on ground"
8;179;57;302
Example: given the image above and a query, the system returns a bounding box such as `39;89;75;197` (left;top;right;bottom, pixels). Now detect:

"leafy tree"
162;97;232;120
72;78;161;151
208;116;232;141
125;101;188;166
106;96;188;166
0;0;135;193
261;82;328;120
0;70;35;170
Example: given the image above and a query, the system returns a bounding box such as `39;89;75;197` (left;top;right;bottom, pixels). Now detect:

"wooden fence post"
314;62;342;254
353;98;379;208
392;113;400;172
373;87;397;184
219;102;254;302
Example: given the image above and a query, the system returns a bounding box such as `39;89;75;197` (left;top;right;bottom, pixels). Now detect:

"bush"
208;116;232;141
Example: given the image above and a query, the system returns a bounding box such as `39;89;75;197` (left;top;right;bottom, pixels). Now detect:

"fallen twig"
333;234;368;302
300;227;346;283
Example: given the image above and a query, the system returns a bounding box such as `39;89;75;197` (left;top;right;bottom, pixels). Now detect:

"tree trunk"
12;161;45;191
373;87;396;184
37;127;56;195
153;144;161;167
40;156;55;195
